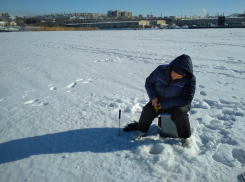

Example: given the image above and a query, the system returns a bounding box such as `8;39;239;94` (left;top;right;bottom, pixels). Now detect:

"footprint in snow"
191;100;210;109
76;78;89;84
48;84;57;91
227;57;236;61
212;144;237;167
66;78;98;91
189;110;197;114
222;109;244;117
220;137;238;146
199;85;205;88
82;78;98;84
200;91;207;96
214;66;227;70
232;149;245;166
25;99;39;104
24;99;49;106
82;80;91;84
50;87;57;91
76;78;84;82
67;82;77;88
195;97;244;156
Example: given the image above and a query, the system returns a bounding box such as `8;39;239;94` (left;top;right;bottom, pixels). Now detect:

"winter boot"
182;138;192;148
131;130;146;140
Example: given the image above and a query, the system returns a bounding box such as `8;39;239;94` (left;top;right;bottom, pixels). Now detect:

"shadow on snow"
0;125;181;164
0;127;135;164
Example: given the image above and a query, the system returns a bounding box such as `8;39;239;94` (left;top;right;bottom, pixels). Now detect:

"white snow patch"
1;29;245;182
24;99;39;104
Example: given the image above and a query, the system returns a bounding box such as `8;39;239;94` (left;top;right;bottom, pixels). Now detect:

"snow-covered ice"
0;29;245;182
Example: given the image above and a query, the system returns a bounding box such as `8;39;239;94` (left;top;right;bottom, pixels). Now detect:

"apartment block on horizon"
107;10;132;18
121;11;127;17
0;12;15;19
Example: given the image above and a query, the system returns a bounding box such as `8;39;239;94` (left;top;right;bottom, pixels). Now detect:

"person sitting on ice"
124;54;196;141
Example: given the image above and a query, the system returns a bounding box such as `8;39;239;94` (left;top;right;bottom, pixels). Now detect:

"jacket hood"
168;54;193;76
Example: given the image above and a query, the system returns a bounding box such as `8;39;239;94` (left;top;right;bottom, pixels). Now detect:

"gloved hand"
123;121;138;132
152;98;161;112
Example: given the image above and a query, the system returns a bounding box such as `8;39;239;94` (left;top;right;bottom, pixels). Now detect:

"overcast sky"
0;0;244;17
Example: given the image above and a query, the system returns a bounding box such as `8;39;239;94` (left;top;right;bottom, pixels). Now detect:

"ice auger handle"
119;110;121;119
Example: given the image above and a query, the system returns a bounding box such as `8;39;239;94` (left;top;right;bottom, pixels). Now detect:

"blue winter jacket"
145;54;196;110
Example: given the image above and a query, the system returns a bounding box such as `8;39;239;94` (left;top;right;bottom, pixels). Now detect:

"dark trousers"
137;102;191;138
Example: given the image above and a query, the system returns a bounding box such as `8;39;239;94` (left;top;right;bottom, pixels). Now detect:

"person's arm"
145;66;161;102
160;78;196;110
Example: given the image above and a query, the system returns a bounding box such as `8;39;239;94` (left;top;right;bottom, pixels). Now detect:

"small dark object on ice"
123;121;138;132
118;110;121;136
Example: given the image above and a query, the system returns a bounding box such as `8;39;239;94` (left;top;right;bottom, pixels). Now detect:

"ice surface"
0;29;245;182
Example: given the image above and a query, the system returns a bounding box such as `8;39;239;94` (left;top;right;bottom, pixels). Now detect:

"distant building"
0;21;7;26
121;11;133;18
114;10;121;17
0;12;15;20
108;10;132;18
226;17;245;26
80;13;106;19
147;14;153;18
121;11;128;17
107;10;114;17
70;16;84;20
10;21;17;26
179;17;245;27
150;20;166;27
179;18;217;26
169;16;177;20
139;14;143;18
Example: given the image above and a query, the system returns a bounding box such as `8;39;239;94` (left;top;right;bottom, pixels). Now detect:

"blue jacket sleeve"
145;66;161;101
160;77;196;110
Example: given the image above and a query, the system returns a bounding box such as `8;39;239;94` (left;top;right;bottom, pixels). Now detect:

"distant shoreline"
28;26;99;31
1;26;245;32
189;26;245;29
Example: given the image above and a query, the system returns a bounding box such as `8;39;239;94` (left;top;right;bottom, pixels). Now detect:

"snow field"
0;29;245;182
